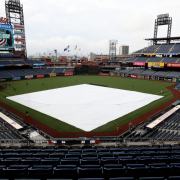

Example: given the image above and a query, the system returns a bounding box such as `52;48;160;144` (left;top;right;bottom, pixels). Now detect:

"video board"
0;24;14;51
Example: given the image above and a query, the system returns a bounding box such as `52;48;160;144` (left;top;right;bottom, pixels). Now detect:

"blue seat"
53;165;77;179
41;149;55;153
55;149;69;153
2;153;18;158
98;152;112;158
69;149;82;153
110;148;122;152
79;178;104;180
49;153;65;158
28;165;53;178
61;158;79;165
2;158;21;165
149;166;172;177
17;153;33;158
119;158;137;165
109;178;134;180
137;157;155;165
113;152;126;157
66;152;81;158
126;167;149;178
21;158;41;165
81;157;100;165
3;165;29;178
82;153;98;158
97;148;109;153
103;164;126;178
28;149;41;153
139;177;164;180
101;157;118;165
83;149;97;153
168;176;180;180
41;158;60;165
33;153;49;158
78;165;103;178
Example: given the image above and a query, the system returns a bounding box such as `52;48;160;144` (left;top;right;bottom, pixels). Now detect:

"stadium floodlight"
109;39;118;62
154;13;172;44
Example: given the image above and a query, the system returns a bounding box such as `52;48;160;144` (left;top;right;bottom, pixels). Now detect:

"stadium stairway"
154;44;162;53
160;58;166;62
165;71;173;77
168;43;176;53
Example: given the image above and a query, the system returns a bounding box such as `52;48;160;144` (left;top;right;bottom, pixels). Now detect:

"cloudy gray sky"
1;0;180;56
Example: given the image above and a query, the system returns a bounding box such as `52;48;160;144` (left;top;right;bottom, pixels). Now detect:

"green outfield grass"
0;76;175;132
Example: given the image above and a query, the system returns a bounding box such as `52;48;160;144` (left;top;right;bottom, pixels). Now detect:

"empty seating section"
153;70;170;77
129;69;145;75
0;147;178;179
8;69;26;76
126;57;137;62
53;68;64;73
21;69;38;75
43;68;53;73
24;60;35;64
142;45;160;53
117;69;133;74
0;70;12;78
166;71;180;78
134;57;149;62
170;43;180;53
0;61;12;65
12;61;25;65
147;57;162;62
161;58;179;63
140;69;157;76
156;44;175;53
33;68;49;74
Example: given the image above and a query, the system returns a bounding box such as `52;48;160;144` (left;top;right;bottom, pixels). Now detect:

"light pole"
54;50;57;68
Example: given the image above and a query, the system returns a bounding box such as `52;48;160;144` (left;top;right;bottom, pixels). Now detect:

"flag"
64;48;67;51
75;45;77;50
79;48;81;51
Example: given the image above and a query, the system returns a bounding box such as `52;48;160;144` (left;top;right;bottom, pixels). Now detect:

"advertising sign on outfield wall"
133;62;146;66
37;74;44;78
167;63;180;68
57;73;64;76
148;62;164;68
99;73;109;76
25;75;33;79
130;74;138;78
12;77;21;81
64;71;73;76
50;73;56;77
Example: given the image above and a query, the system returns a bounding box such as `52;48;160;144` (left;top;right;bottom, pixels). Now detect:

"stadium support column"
153;19;158;45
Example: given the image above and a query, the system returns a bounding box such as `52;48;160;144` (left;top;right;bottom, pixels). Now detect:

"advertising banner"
0;17;7;24
148;62;164;68
164;53;178;56
25;75;33;79
14;31;25;35
0;24;14;51
15;38;25;42
130;74;138;78
133;62;146;66
167;63;180;68
57;73;64;76
0;79;5;81
164;78;172;82
37;74;44;78
0;112;23;129
64;70;73;76
12;77;21;81
99;73;109;76
50;73;56;77
110;72;114;76
172;78;176;82
15;44;26;48
13;24;24;29
144;53;157;56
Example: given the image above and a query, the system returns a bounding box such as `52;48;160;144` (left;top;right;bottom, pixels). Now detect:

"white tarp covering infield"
7;84;163;132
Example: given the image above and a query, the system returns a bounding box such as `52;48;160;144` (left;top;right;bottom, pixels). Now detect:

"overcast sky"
1;0;180;56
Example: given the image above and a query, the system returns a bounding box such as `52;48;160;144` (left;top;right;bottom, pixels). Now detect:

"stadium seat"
61;157;79;165
49;153;65;158
81;152;98;158
2;158;21;165
78;178;104;180
80;157;100;165
168;177;180;180
33;153;49;158
28;165;53;178
78;165;103;178
3;165;29;178
21;158;41;165
41;158;60;165
139;178;164;180
103;164;126;178
109;178;134;180
17;153;33;158
101;157;118;165
53;165;78;179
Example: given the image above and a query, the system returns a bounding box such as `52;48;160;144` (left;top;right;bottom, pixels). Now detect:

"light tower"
109;40;118;60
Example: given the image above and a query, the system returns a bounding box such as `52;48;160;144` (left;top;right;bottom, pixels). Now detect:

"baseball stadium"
0;0;180;179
